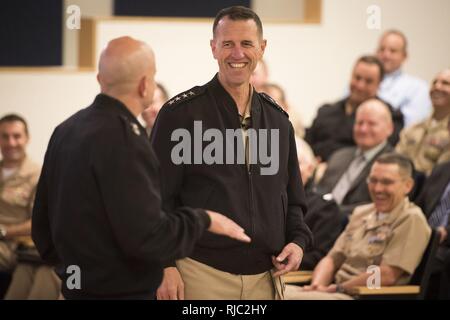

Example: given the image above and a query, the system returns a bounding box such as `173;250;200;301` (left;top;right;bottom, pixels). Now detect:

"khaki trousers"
4;264;61;300
176;257;284;300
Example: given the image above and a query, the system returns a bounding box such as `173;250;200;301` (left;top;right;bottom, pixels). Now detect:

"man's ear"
210;39;217;59
402;50;408;61
260;39;267;55
404;177;414;195
387;123;394;137
138;76;147;98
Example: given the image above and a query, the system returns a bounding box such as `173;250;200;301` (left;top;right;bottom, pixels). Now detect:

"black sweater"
151;75;312;275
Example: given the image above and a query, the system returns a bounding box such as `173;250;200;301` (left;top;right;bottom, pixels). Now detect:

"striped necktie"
428;181;450;228
331;152;366;205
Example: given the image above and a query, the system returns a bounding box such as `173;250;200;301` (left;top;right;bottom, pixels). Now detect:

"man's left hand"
271;242;303;277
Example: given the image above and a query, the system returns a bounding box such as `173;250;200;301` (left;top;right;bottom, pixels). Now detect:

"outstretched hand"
206;210;251;243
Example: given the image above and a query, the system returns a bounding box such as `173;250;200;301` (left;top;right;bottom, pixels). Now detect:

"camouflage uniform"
396;116;450;175
0;157;40;270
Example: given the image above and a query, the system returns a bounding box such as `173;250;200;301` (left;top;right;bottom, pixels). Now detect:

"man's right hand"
156;267;184;300
206;210;251;243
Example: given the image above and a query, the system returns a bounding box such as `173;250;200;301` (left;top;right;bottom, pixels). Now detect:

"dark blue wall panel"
114;0;251;18
0;0;63;66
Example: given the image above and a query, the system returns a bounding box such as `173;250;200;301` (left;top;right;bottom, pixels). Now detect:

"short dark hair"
355;55;385;82
213;6;263;38
374;152;413;178
381;29;408;54
0;113;29;136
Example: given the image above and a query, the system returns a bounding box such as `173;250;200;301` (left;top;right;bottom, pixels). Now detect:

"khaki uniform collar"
365;197;409;231
426;114;450;128
0;156;35;181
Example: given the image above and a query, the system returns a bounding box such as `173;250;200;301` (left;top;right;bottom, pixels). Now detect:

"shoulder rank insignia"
322;193;333;202
165;86;205;108
130;122;141;136
259;92;289;118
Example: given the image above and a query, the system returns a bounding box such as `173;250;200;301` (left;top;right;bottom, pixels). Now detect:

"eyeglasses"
366;177;399;186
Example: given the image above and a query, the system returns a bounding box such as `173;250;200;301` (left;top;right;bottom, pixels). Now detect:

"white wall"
0;71;98;164
1;0;449;163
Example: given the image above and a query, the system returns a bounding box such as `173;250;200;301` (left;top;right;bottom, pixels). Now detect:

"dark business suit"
415;161;450;299
305;97;403;161
301;184;343;270
316;143;393;216
416;161;450;243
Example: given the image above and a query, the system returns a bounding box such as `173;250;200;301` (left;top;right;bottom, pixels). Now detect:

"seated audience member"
305;55;403;162
250;59;269;92
140;82;169;135
286;153;431;300
296;138;343;270
4;238;60;300
375;30;431;127
396;68;450;175
415;117;450;299
316;99;394;216
0;115;40;295
261;83;305;138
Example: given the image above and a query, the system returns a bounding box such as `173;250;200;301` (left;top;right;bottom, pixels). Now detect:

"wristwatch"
0;225;7;240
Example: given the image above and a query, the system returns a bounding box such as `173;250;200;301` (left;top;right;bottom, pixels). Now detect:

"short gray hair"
374;152;413;178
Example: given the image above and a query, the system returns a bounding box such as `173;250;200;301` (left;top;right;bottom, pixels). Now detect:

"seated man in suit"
415;117;450;299
295;138;343;270
316;98;394;216
396;68;450;176
305;55;403;162
286;153;431;300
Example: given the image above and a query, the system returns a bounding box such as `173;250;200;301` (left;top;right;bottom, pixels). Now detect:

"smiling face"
211;17;266;90
368;162;413;213
430;69;450;110
0;120;29;166
354;100;393;151
349;62;381;106
376;33;407;74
